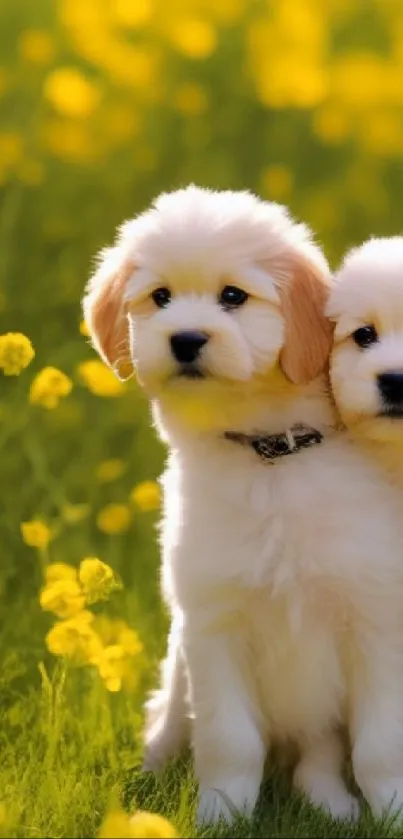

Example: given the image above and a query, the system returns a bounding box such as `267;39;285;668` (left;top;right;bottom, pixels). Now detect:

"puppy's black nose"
377;371;403;405
170;331;209;364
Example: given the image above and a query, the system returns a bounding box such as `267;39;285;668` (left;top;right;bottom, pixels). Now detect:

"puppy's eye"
151;287;171;308
219;285;249;309
352;325;379;348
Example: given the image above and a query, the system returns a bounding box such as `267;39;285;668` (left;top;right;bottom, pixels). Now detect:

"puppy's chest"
245;587;347;737
174;458;332;589
178;476;347;609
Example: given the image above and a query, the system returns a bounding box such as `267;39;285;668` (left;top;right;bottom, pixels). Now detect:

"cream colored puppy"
325;236;403;819
83;188;403;825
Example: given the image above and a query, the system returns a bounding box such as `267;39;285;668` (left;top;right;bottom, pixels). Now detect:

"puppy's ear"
278;254;333;385
83;249;135;380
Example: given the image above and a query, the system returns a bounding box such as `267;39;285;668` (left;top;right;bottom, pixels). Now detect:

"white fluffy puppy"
83;188;403;825
325;237;403;818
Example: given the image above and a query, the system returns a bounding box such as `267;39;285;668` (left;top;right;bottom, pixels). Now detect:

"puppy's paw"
315;787;360;822
197;776;259;825
294;767;360;822
197;789;235;825
362;776;403;820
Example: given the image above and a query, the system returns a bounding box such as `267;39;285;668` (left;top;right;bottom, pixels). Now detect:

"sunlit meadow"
2;1;403;836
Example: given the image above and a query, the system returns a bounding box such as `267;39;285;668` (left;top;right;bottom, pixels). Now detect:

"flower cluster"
29;366;72;409
77;360;127;397
0;332;34;375
40;559;142;692
21;520;52;549
130;481;160;512
96;503;131;535
98;809;177;839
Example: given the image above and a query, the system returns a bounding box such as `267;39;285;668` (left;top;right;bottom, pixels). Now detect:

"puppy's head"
83;186;332;431
328;237;403;442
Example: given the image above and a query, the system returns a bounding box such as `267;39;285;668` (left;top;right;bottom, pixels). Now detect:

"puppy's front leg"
351;629;403;819
185;622;265;825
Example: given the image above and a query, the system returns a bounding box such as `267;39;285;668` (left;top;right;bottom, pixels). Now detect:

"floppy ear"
278;254;334;385
83;250;135;380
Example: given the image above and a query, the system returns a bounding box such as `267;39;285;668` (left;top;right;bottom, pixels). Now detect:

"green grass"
3;631;403;839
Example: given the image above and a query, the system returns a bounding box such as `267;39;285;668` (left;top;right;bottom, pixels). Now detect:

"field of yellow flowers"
3;1;403;837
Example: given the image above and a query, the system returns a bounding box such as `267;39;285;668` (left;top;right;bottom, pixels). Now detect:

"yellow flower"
78;360;126;397
116;623;143;657
330;53;387;109
21;520;52;549
129;812;177;838
213;0;244;24
45;562;77;584
46;611;102;662
62;503;90;524
96;459;126;483
254;58;327;109
93;616;141;649
92;617;143;689
93;636;142;692
113;0;153;28
99;810;178;839
103;45;159;90
98;810;178;839
93;644;126;691
99;810;134;839
96;504;131;534
19;30;55;64
44;67;100;118
130;481;160;512
79;557;120;603
40;578;85;619
79;319;90;336
29;367;72;409
170;19;217;59
0;332;34;375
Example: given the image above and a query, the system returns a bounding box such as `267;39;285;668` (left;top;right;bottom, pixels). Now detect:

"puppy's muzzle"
378;370;403;415
170;331;209;364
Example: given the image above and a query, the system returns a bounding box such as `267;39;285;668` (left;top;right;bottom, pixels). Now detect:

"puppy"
83;188;403;825
325;236;403;818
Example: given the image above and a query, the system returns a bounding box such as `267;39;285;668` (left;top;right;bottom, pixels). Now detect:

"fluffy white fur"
83;190;403;826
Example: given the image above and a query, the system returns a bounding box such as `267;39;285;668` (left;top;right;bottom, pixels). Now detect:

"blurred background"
3;0;403;741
